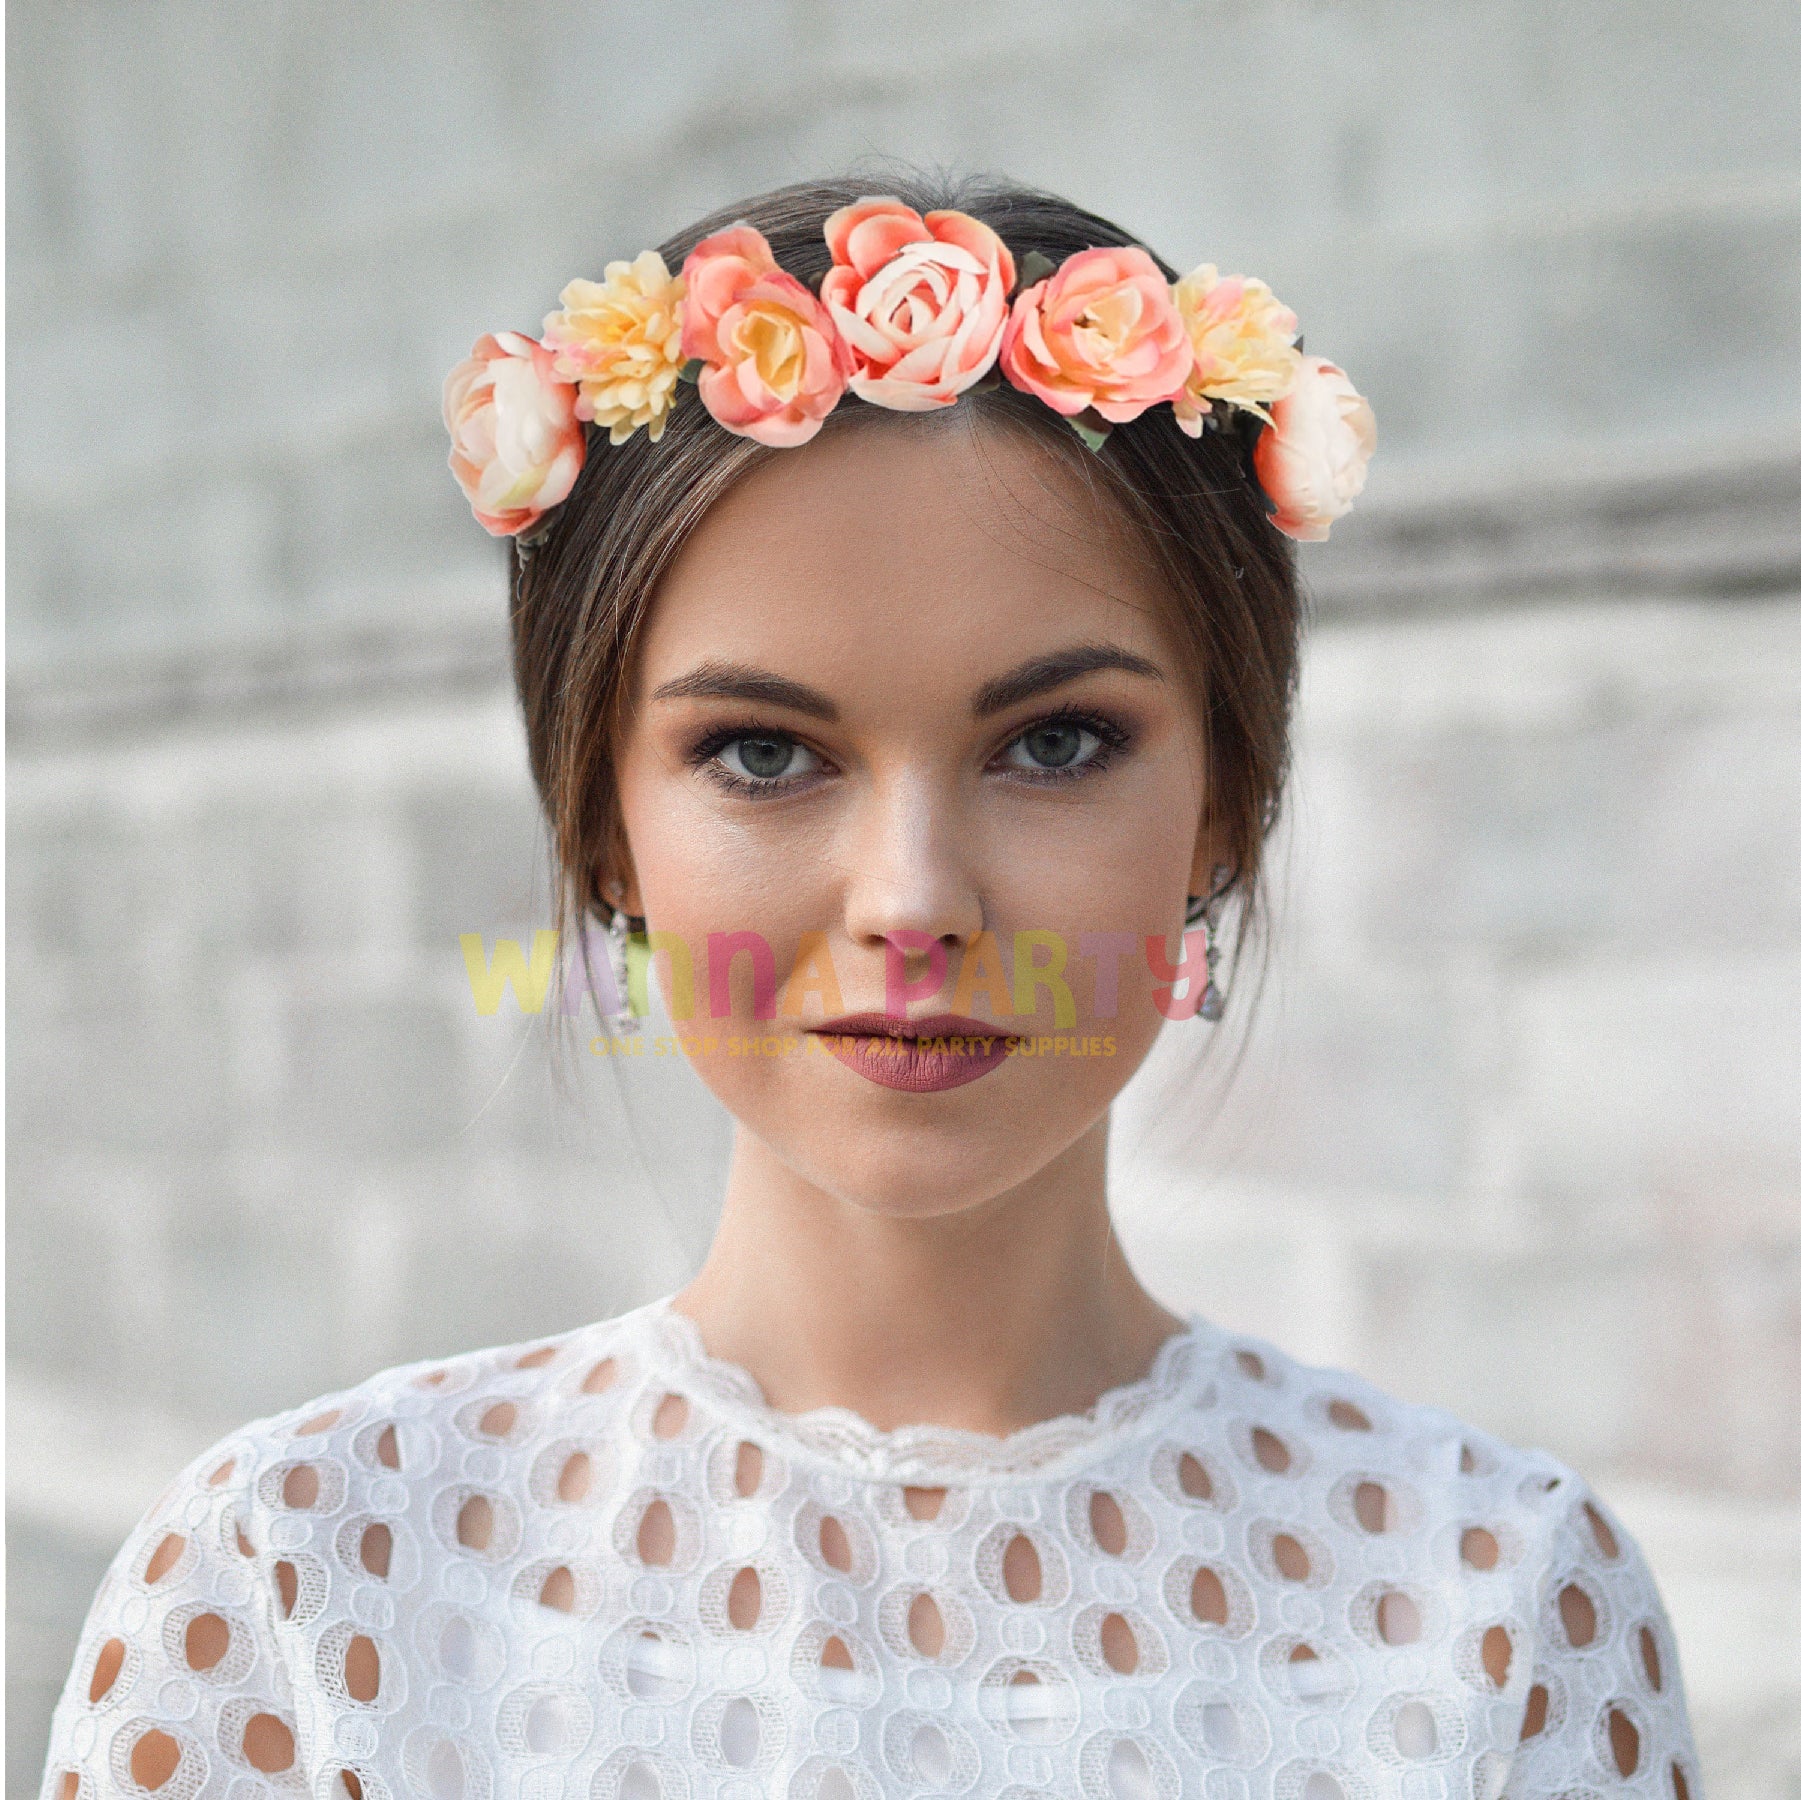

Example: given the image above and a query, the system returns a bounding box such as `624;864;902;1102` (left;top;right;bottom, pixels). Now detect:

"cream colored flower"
1171;263;1302;434
542;251;687;445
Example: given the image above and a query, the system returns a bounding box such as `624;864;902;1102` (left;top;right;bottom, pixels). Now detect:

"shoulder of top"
169;1306;651;1509
1196;1317;1583;1511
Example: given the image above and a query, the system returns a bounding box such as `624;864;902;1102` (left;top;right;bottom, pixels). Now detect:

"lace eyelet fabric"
43;1296;1699;1800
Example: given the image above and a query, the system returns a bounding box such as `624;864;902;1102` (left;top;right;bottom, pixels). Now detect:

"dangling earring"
605;894;640;1034
1184;862;1232;1023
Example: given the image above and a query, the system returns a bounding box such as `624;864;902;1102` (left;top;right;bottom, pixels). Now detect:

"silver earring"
1185;863;1231;1022
606;903;640;1034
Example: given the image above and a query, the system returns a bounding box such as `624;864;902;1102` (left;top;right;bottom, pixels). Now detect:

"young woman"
44;176;1698;1800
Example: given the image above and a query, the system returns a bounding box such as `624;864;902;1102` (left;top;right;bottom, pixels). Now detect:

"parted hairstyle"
507;171;1303;1004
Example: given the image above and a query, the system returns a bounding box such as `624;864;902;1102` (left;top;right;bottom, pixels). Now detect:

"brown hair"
510;171;1302;1004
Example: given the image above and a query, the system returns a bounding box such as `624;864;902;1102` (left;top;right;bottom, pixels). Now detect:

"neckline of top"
626;1295;1220;1486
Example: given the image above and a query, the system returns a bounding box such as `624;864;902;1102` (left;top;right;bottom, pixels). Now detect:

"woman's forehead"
635;419;1175;693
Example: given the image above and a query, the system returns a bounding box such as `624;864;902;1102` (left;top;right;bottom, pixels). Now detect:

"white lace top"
43;1295;1700;1800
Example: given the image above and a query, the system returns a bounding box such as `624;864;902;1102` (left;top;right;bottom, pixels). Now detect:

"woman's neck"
666;1120;1186;1438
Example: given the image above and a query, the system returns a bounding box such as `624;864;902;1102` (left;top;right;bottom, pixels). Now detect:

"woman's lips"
808;1013;1017;1093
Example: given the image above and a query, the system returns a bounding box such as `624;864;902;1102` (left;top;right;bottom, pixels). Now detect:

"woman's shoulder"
1190;1317;1682;1683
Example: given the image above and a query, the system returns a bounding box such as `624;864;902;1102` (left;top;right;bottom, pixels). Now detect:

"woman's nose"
839;767;984;952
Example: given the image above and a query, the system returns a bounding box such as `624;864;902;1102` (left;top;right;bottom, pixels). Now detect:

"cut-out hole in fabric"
297;1410;341;1437
1107;1737;1156;1800
904;1485;945;1520
1459;1444;1479;1474
275;1561;299;1618
1302;1775;1344;1800
1394;1700;1437;1758
345;1634;380;1702
539;1566;574;1612
1559;1581;1598;1648
207;1459;236;1486
908;1592;946;1657
651;1394;689;1439
1640;1624;1664;1691
1520;1684;1549;1739
1671;1762;1692;1800
1101;1612;1139;1673
1236;1351;1266;1381
234;1524;254;1558
557;1453;592;1503
184;1613;229;1671
820;1634;854;1671
515;1345;557;1369
1177;1454;1213;1501
582;1357;618;1394
1251;1428;1291;1474
1090;1491;1128;1555
375;1425;400;1470
144;1534;186;1582
244;1713;295;1773
282;1466;319;1510
1328;1400;1371;1431
130;1729;180;1790
1609;1706;1640;1776
56;1772;78;1800
1585;1502;1621;1561
1481;1625;1512;1688
1354;1482;1389;1533
1271;1534;1310;1581
339;1770;365;1800
1002;1533;1042;1602
1376;1591;1421;1645
89;1638;125;1702
360;1523;392;1580
1461;1527;1499;1570
734;1443;763;1498
1190;1567;1228;1626
719;1696;759;1767
456;1496;494;1552
911;1723;952;1785
637;1499;675;1566
819;1515;852;1572
478;1402;516;1438
727;1566;761;1630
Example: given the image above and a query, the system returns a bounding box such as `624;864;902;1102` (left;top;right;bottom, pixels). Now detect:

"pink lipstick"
809;1013;1017;1093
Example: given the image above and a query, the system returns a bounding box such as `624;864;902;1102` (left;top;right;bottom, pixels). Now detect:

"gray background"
8;2;1800;1794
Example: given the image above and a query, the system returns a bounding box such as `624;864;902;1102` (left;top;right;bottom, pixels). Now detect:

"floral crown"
443;196;1375;546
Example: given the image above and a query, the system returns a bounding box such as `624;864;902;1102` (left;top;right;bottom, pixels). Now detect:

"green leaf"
676;357;704;385
1069;412;1112;453
1018;251;1058;289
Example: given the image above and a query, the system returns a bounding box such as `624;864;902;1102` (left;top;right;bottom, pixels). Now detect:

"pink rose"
820;199;1016;410
680;225;852;447
998;246;1193;424
1252;355;1376;542
443;332;585;537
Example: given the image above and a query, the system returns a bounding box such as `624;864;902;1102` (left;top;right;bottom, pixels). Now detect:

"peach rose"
998;246;1192;424
442;332;585;537
820;198;1016;409
1253;355;1376;542
679;225;852;447
542;250;687;445
1170;263;1302;434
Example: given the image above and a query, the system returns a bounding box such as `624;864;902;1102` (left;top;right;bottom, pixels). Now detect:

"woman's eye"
713;733;818;784
1003;720;1104;774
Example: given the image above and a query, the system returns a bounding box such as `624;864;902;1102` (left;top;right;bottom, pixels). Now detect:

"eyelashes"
684;707;1135;797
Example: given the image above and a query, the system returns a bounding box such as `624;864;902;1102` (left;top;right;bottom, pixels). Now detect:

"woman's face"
612;416;1217;1216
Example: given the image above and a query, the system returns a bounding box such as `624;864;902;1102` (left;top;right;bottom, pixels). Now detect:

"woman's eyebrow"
972;644;1165;717
648;661;839;721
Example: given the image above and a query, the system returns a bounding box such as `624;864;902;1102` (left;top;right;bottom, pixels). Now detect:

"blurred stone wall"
8;3;1800;1795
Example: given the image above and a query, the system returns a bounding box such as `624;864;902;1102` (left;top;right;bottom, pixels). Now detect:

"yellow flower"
1170;263;1303;435
542;251;687;444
